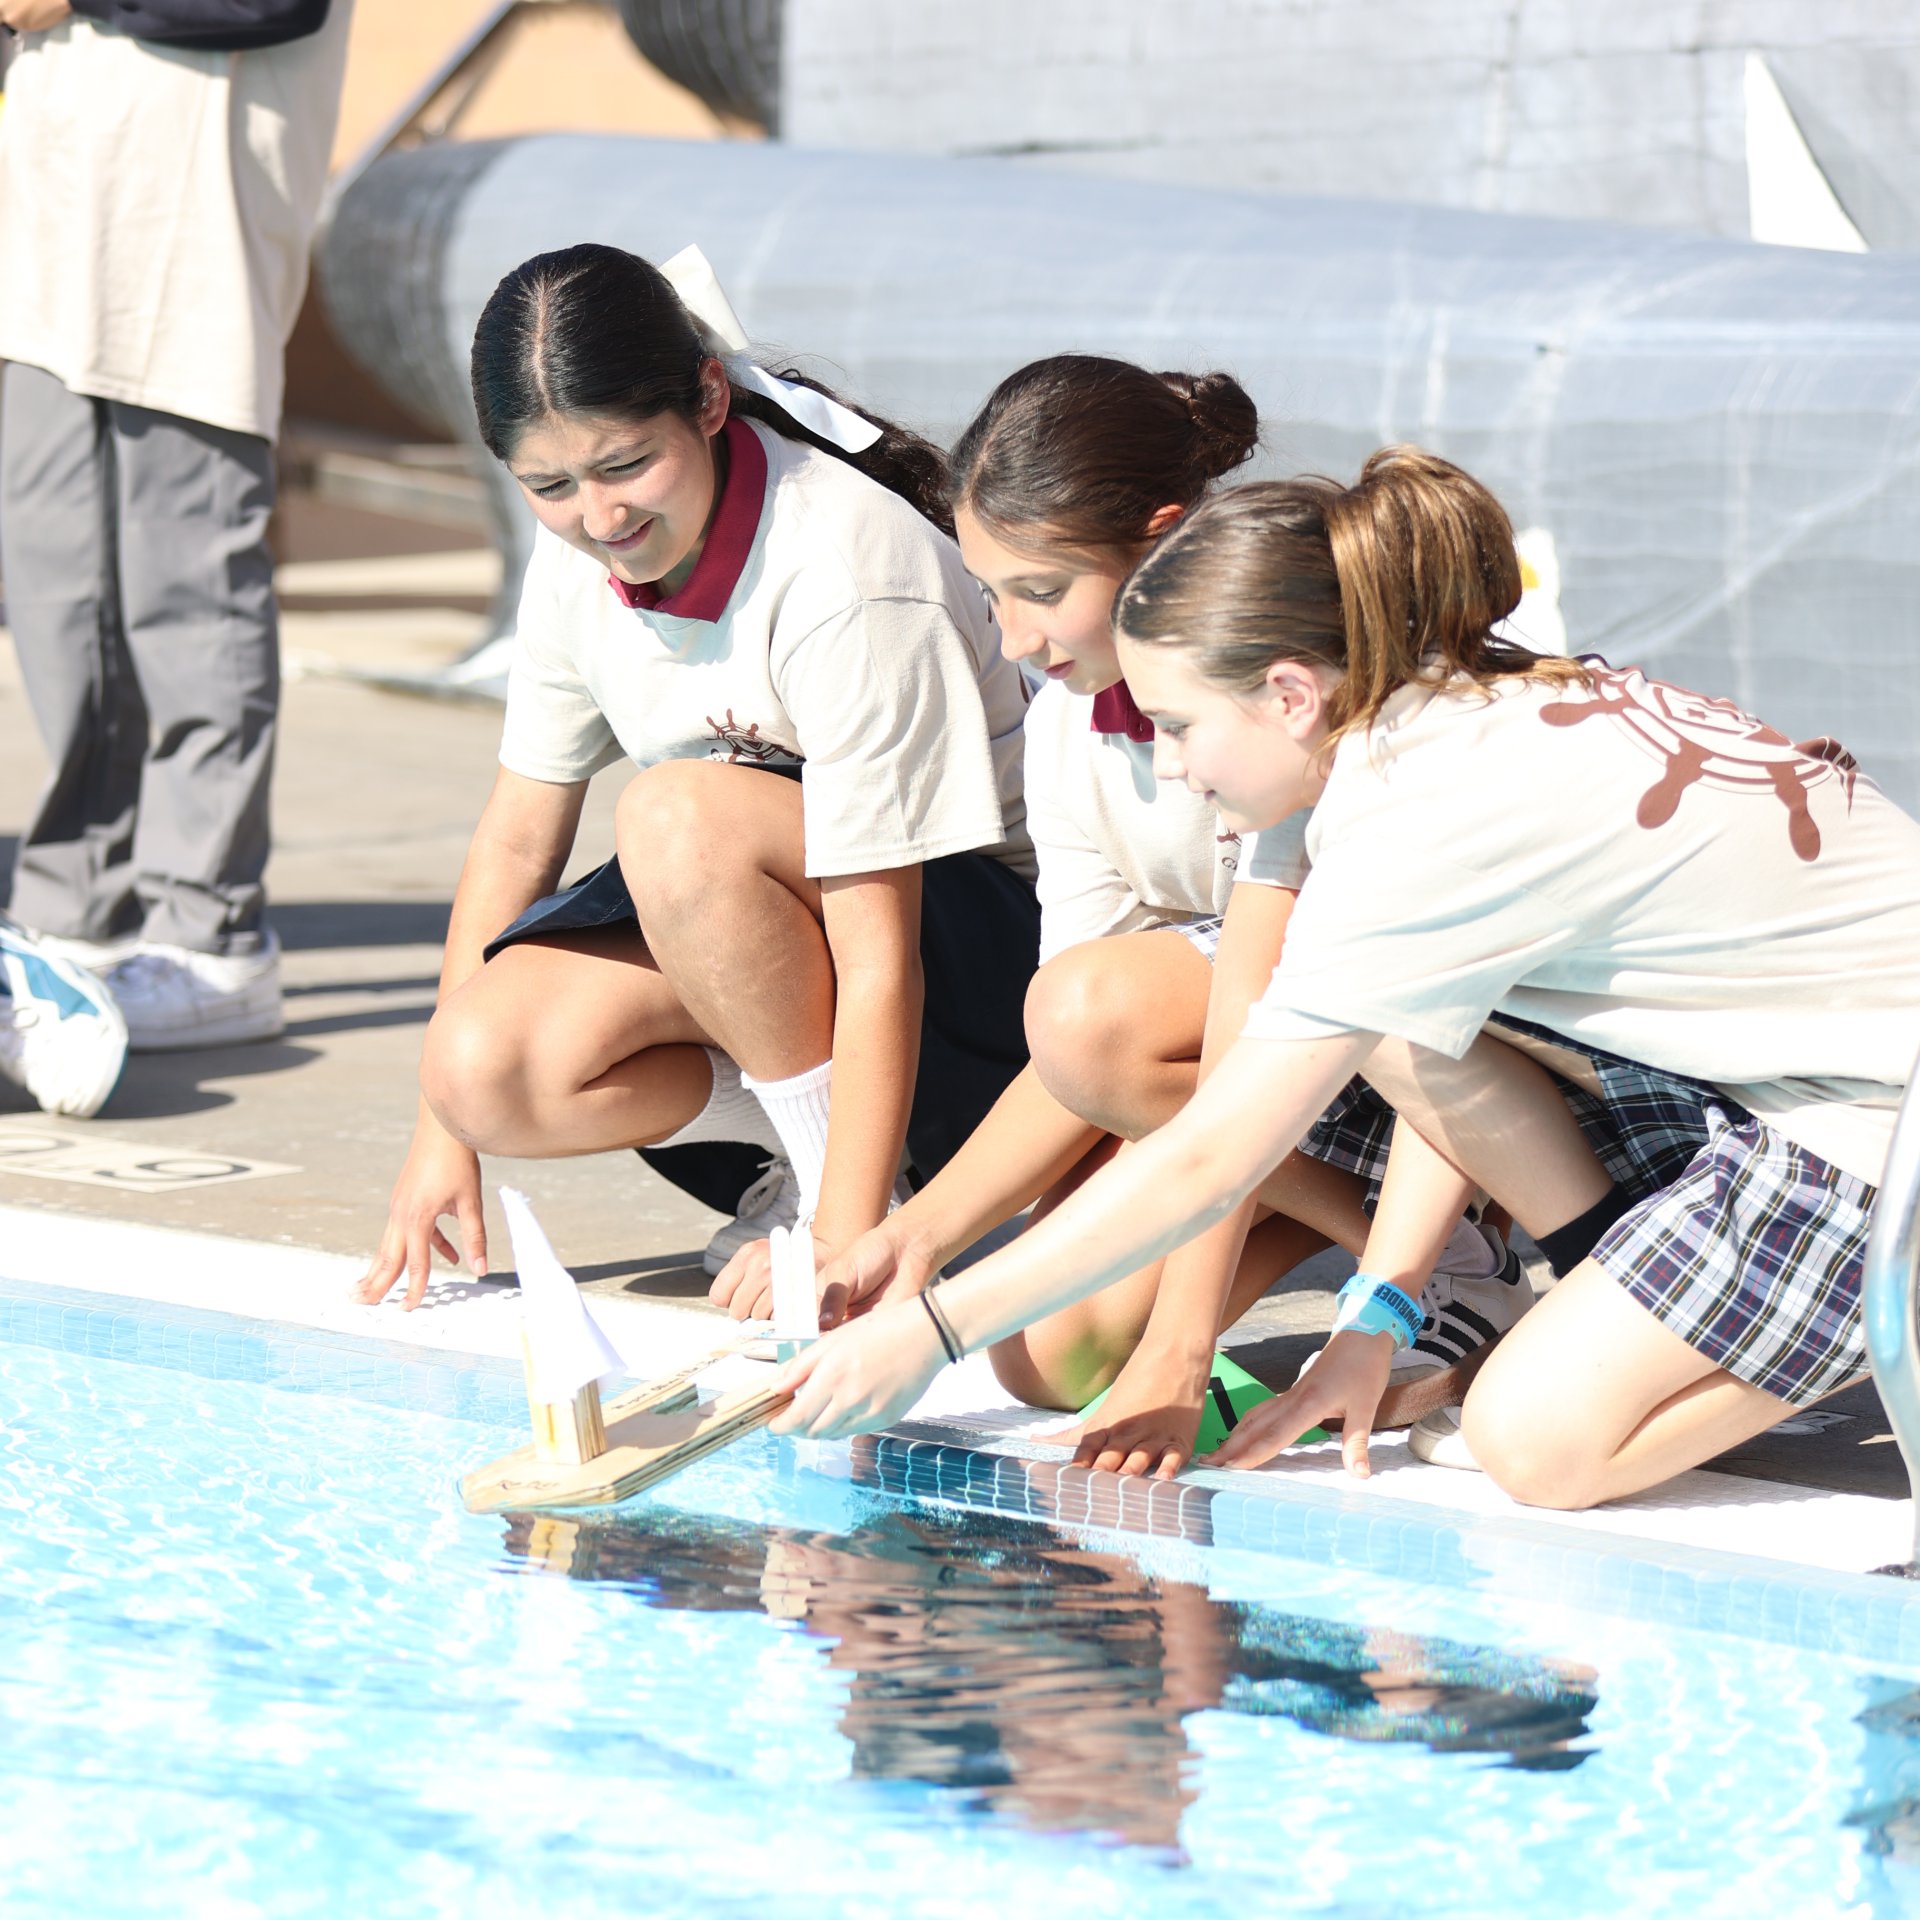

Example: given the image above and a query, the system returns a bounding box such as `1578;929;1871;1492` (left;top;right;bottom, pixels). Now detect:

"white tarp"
323;133;1920;809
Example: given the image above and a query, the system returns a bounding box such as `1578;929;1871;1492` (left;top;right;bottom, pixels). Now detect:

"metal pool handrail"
1864;1052;1920;1569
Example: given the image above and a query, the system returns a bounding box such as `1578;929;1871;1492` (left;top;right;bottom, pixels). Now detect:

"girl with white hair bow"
356;242;1037;1309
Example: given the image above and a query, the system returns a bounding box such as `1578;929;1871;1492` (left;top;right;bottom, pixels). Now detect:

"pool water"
2;1299;1920;1918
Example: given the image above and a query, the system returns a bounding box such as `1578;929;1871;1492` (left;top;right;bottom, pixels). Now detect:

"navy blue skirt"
485;844;1040;1209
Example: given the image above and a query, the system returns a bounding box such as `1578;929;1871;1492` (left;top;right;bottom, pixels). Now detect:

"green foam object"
1079;1351;1329;1457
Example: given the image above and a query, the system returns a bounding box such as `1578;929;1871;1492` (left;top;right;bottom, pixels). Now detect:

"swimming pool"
2;1277;1917;1918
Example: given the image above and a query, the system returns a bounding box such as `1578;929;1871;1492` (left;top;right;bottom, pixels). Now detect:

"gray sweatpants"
0;361;277;956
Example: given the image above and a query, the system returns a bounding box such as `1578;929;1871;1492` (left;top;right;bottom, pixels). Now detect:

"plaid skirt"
1305;1015;1874;1406
1169;913;1225;961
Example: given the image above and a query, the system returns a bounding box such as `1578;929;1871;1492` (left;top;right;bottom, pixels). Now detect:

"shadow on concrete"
589;1252;716;1300
272;900;450;950
95;1041;326;1119
395;1255;718;1307
283;1003;435;1040
283;974;440;999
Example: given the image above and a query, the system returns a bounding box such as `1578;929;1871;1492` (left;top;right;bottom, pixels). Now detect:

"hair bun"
1158;370;1259;482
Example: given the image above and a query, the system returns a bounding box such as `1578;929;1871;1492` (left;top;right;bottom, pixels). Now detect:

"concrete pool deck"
1;506;1913;1593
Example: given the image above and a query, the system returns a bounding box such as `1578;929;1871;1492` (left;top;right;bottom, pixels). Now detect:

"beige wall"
332;0;748;177
296;0;755;437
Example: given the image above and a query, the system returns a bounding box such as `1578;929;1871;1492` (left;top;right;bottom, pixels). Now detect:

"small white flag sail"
769;1222;819;1342
502;1187;627;1403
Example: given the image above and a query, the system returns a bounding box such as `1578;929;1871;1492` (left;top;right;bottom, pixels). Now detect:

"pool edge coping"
8;1198;1920;1664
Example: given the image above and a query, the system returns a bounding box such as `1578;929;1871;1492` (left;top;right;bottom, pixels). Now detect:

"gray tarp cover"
322;135;1920;810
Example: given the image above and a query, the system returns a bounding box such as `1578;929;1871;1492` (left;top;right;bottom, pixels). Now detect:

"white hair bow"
659;244;882;456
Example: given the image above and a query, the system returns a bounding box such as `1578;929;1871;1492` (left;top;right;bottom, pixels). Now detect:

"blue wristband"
1332;1272;1425;1351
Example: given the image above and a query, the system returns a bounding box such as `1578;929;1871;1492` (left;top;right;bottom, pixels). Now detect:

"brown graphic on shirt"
704;709;786;765
1217;827;1241;874
1537;670;1856;862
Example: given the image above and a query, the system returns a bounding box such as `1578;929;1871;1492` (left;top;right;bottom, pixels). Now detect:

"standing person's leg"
0;363;147;950
101;401;282;1046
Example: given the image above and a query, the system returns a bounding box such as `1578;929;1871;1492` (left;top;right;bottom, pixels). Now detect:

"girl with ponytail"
357;242;1037;1307
804;365;1527;1480
776;445;1920;1512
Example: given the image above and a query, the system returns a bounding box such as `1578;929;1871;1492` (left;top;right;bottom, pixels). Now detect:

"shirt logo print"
704;709;785;765
1537;669;1859;862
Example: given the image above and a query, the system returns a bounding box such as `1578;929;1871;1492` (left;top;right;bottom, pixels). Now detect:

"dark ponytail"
948;353;1259;553
1116;446;1586;742
470;243;953;533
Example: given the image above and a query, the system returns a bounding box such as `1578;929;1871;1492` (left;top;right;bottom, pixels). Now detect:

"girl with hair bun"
809;361;1528;1479
776;445;1920;1511
356;241;1037;1307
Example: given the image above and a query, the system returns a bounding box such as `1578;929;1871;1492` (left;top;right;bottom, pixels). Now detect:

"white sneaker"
29;929;144;973
105;932;284;1051
1408;1405;1482;1471
703;1156;799;1278
0;915;130;1118
700;1157;917;1279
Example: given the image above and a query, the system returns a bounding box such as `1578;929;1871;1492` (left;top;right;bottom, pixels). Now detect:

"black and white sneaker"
1380;1236;1532;1426
1297;1224;1533;1428
1402;1242;1530;1375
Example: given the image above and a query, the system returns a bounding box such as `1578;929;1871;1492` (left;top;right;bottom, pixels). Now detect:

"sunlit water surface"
2;1333;1918;1917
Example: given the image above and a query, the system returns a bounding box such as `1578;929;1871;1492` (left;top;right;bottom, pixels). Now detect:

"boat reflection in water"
500;1476;1598;1854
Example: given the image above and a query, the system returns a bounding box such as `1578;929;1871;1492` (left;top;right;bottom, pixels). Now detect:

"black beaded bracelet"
919;1288;963;1365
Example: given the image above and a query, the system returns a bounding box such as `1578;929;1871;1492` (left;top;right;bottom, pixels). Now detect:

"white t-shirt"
1022;680;1313;961
1245;666;1920;1185
1237;818;1313;895
1024;680;1244;962
501;419;1035;882
0;11;352;440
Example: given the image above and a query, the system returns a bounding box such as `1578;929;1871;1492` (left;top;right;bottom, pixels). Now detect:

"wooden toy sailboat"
460;1190;817;1516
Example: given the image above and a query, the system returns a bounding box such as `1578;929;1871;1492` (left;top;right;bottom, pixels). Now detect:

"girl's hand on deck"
354;1124;488;1311
1066;1343;1214;1480
769;1298;946;1438
1206;1329;1394;1480
709;1236;779;1320
814;1220;939;1329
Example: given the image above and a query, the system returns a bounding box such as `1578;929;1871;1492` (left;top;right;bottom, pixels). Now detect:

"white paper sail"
502;1187;627;1402
770;1222;819;1342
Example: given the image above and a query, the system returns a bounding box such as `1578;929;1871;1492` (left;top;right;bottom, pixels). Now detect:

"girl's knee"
988;1330;1092;1413
1024;946;1132;1104
616;763;732;896
1459;1389;1607;1511
421;1004;524;1153
617;761;808;929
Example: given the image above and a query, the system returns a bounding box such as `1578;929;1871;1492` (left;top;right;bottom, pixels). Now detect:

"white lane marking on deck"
0;1122;296;1193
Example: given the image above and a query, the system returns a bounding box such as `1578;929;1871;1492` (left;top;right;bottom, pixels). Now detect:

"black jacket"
69;0;330;52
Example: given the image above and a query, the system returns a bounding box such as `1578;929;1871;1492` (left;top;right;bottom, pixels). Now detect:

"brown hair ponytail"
1115;445;1585;739
948;354;1259;553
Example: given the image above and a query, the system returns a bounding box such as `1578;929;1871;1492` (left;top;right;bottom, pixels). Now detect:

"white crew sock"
741;1057;832;1220
1435;1212;1503;1281
656;1047;785;1153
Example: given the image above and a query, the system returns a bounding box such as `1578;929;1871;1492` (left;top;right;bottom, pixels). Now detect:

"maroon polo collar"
606;417;767;620
1090;681;1157;744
